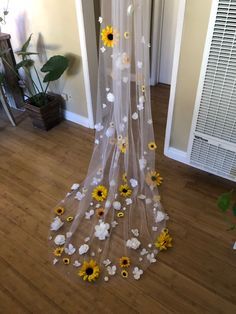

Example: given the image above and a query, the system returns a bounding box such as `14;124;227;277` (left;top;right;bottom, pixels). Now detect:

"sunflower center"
123;260;128;265
123;189;128;193
97;191;103;196
151;176;157;181
86;267;94;276
107;33;113;41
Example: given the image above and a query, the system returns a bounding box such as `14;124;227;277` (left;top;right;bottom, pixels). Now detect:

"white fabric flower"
107;92;115;102
107;265;117;276
100;46;106;53
137;103;144;111
85;209;95;220
50;217;64;231
66;232;72;238
140;248;148;256
54;234;65;246
53;258;58;265
79;244;89;255
95;123;104;131
95;221;110;240
75;191;85;201
73;260;81;267
111;221;118;228
115;52;130;70
98;16;103;23
155;210;166;223
132;112;138;120
65;244;76;255
103;259;111;267
147;253;156;263
126;198;133;205
106;126;115;137
113;201;121;210
126;237;141;250
71;183;80;190
130;179;138;188
131;229;139;237
139;96;145;104
139;157;147;170
133;267;143;280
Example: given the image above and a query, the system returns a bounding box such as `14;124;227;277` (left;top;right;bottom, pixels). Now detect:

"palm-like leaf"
41;55;69;82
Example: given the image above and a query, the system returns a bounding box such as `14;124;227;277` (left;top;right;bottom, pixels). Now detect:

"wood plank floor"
0;85;235;314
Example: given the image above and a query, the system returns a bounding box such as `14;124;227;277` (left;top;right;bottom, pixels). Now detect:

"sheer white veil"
49;0;171;283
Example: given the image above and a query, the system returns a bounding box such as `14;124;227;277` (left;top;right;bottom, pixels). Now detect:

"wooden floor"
0;85;235;314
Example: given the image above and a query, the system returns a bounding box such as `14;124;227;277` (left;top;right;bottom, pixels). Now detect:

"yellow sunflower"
148;142;157;151
101;25;118;47
119;184;132;197
63;258;70;265
121;270;128;278
124;31;129;39
117;211;125;218
78;260;100;282
118;137;128;154
122;173;127;182
119;256;130;268
54;206;65;216
66;216;74;222
155;229;173;251
92;185;108;202
96;207;105;218
53;247;64;257
141;85;146;93
145;171;163;188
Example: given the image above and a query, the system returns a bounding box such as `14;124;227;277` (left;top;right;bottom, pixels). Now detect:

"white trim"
64;110;92;128
164;147;188;164
150;0;164;86
75;0;96;129
164;0;186;156
186;0;219;160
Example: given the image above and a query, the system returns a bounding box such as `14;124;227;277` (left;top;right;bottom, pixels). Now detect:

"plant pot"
25;93;64;131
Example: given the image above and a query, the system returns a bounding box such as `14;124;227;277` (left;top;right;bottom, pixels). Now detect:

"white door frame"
164;0;187;162
75;0;98;129
150;0;164;86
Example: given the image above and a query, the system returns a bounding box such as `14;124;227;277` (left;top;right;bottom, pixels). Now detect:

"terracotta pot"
25;93;64;131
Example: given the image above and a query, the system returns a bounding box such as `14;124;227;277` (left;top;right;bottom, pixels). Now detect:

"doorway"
151;0;180;86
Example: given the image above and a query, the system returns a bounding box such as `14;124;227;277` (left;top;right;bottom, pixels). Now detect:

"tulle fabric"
49;0;168;283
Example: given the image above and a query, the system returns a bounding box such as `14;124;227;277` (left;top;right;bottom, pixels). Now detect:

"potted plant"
217;190;236;249
1;34;69;130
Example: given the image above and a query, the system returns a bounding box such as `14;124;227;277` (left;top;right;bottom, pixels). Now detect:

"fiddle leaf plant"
15;34;69;106
217;190;236;231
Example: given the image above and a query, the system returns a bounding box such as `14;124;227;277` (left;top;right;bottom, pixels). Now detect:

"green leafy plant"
0;34;69;107
0;0;9;25
217;190;236;230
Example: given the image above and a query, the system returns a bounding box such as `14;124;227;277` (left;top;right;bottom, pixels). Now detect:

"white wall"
167;0;213;152
3;0;90;120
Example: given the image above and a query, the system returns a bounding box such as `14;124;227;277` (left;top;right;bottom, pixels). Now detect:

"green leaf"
16;59;34;70
217;191;232;212
17;51;38;57
232;203;236;216
41;55;69;83
17;34;33;54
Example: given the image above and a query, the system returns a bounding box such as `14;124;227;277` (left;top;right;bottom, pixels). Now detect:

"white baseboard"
64;110;94;129
164;146;188;164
